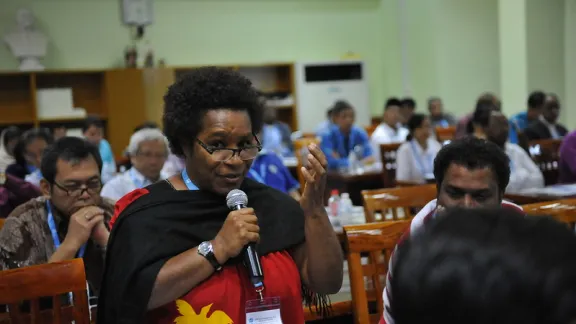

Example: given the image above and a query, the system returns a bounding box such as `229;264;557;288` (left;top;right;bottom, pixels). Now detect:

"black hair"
12;128;54;167
433;137;510;193
391;207;576;324
82;116;104;133
326;107;334;118
385;98;402;110
401;98;416;109
527;91;546;109
2;126;21;148
331;100;353;116
466;100;498;134
41;136;102;184
134;121;160;133
405;114;427;141
163;67;264;156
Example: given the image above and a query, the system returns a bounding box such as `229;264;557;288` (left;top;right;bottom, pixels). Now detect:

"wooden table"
505;184;576;204
326;170;384;206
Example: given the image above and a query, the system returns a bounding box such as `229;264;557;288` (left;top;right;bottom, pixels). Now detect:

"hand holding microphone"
212;207;260;264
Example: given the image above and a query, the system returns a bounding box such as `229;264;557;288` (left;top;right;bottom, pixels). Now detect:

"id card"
245;297;283;324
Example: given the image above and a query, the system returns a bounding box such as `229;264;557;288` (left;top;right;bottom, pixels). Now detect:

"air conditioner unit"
295;61;370;132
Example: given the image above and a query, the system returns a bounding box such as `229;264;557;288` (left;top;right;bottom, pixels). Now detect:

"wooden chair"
361;184;437;223
0;219;4;231
522;199;576;226
294;137;321;191
434;126;456;143
344;220;411;324
379;143;402;188
364;125;378;138
529;139;562;186
0;259;90;324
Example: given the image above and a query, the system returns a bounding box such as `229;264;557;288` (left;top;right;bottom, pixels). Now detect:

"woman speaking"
97;67;343;323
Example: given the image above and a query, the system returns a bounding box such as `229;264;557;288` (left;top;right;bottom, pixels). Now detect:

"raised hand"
300;143;328;214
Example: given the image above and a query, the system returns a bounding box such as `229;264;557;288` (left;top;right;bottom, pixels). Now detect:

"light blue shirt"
98;139;117;184
247;152;299;193
320;125;373;170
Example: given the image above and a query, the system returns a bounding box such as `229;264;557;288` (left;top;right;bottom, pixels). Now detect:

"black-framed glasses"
53;180;102;197
196;135;262;162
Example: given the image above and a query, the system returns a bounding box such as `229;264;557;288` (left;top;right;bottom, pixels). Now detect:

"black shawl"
97;178;324;323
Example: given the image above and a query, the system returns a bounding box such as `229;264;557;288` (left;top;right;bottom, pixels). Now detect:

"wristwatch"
198;241;222;271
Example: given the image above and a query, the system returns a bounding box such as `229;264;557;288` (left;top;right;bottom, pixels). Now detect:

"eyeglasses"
53;180;102;197
196;136;262;162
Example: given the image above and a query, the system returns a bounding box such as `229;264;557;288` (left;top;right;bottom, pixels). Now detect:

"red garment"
148;251;304;323
0;173;41;218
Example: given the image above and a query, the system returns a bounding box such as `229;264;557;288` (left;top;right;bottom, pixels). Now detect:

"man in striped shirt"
381;137;523;324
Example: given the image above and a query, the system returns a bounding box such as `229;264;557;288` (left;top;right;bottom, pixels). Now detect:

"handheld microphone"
226;189;264;290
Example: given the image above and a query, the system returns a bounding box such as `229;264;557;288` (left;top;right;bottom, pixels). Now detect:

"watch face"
198;241;212;255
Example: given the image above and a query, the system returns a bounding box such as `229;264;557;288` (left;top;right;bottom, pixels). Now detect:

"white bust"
3;9;48;71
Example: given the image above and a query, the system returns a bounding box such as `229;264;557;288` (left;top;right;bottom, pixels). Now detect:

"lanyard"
439;119;449;128
129;168;146;189
181;169;199;190
45;200;86;259
410;141;434;177
248;163;267;184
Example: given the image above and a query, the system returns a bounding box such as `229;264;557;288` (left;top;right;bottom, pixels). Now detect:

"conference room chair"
361;184;437;223
528;139;562;186
0;259;90;324
344;220;411;324
378;143;402;188
0;219;4;231
434;125;456;143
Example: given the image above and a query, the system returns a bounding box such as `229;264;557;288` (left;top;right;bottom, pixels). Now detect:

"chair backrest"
434;126;456;143
0;218;5;231
344;220;411;324
522;199;576;226
293;137;321;190
529;139;562;185
379;143;402;187
361;184;437;223
0;258;90;324
364;125;378;138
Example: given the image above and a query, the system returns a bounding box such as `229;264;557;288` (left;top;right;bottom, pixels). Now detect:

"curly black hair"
391;207;576;324
163;67;264;156
433;137;510;193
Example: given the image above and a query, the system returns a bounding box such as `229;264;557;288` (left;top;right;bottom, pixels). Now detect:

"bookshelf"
0;63;297;158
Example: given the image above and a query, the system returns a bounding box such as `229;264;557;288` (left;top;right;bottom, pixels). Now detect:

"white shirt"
24;169;42;187
395;139;441;183
370;123;409;162
505;142;545;193
101;167;168;202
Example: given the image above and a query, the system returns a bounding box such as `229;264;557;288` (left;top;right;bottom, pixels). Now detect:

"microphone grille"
226;189;248;209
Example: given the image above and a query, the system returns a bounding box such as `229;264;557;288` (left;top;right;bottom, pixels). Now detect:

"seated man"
0;137;113;295
390;207;576;324
524;93;568;141
101;128;169;201
83;116;116;184
370;98;409;162
484;111;544;193
381;137;522;324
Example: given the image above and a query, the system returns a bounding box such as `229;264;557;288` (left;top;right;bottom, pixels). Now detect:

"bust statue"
3;9;48;71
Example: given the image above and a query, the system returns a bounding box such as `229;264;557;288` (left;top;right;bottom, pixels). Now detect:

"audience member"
0;126;21;172
559;130;576;183
399;97;416;126
247;132;301;200
427;97;455;128
83;116;116;183
381;137;522;324
524;93;568;140
52;125;67;141
0;173;41;218
467;99;500;138
6;128;53;185
484;112;544;193
508;91;545;144
101;128;169;202
315;107;335;136
320;100;373;170
0;137;112;295
395;114;441;184
262;104;293;157
390;207;576;324
455;92;501;139
370;98;409;161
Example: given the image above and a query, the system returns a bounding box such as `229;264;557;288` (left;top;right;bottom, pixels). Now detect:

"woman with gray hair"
101;128;169;201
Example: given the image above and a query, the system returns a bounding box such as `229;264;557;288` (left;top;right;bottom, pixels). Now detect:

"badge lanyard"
439;119;449;128
248;163;267;184
181;169;199;190
129;168;146;189
45;200;87;305
410;141;434;177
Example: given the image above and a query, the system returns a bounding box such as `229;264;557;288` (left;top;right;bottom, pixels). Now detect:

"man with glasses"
101;128;169;201
0;136;113;296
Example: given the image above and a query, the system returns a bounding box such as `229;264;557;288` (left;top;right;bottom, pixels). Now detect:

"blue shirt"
509;112;530;144
247;152;299;193
320;125;373;170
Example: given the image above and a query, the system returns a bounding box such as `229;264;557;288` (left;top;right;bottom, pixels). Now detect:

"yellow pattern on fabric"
174;299;234;324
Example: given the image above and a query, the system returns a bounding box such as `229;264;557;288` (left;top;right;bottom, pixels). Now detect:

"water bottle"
328;189;340;218
348;152;358;174
339;192;354;218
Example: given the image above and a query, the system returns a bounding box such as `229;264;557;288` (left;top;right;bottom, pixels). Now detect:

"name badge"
246;297;282;324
